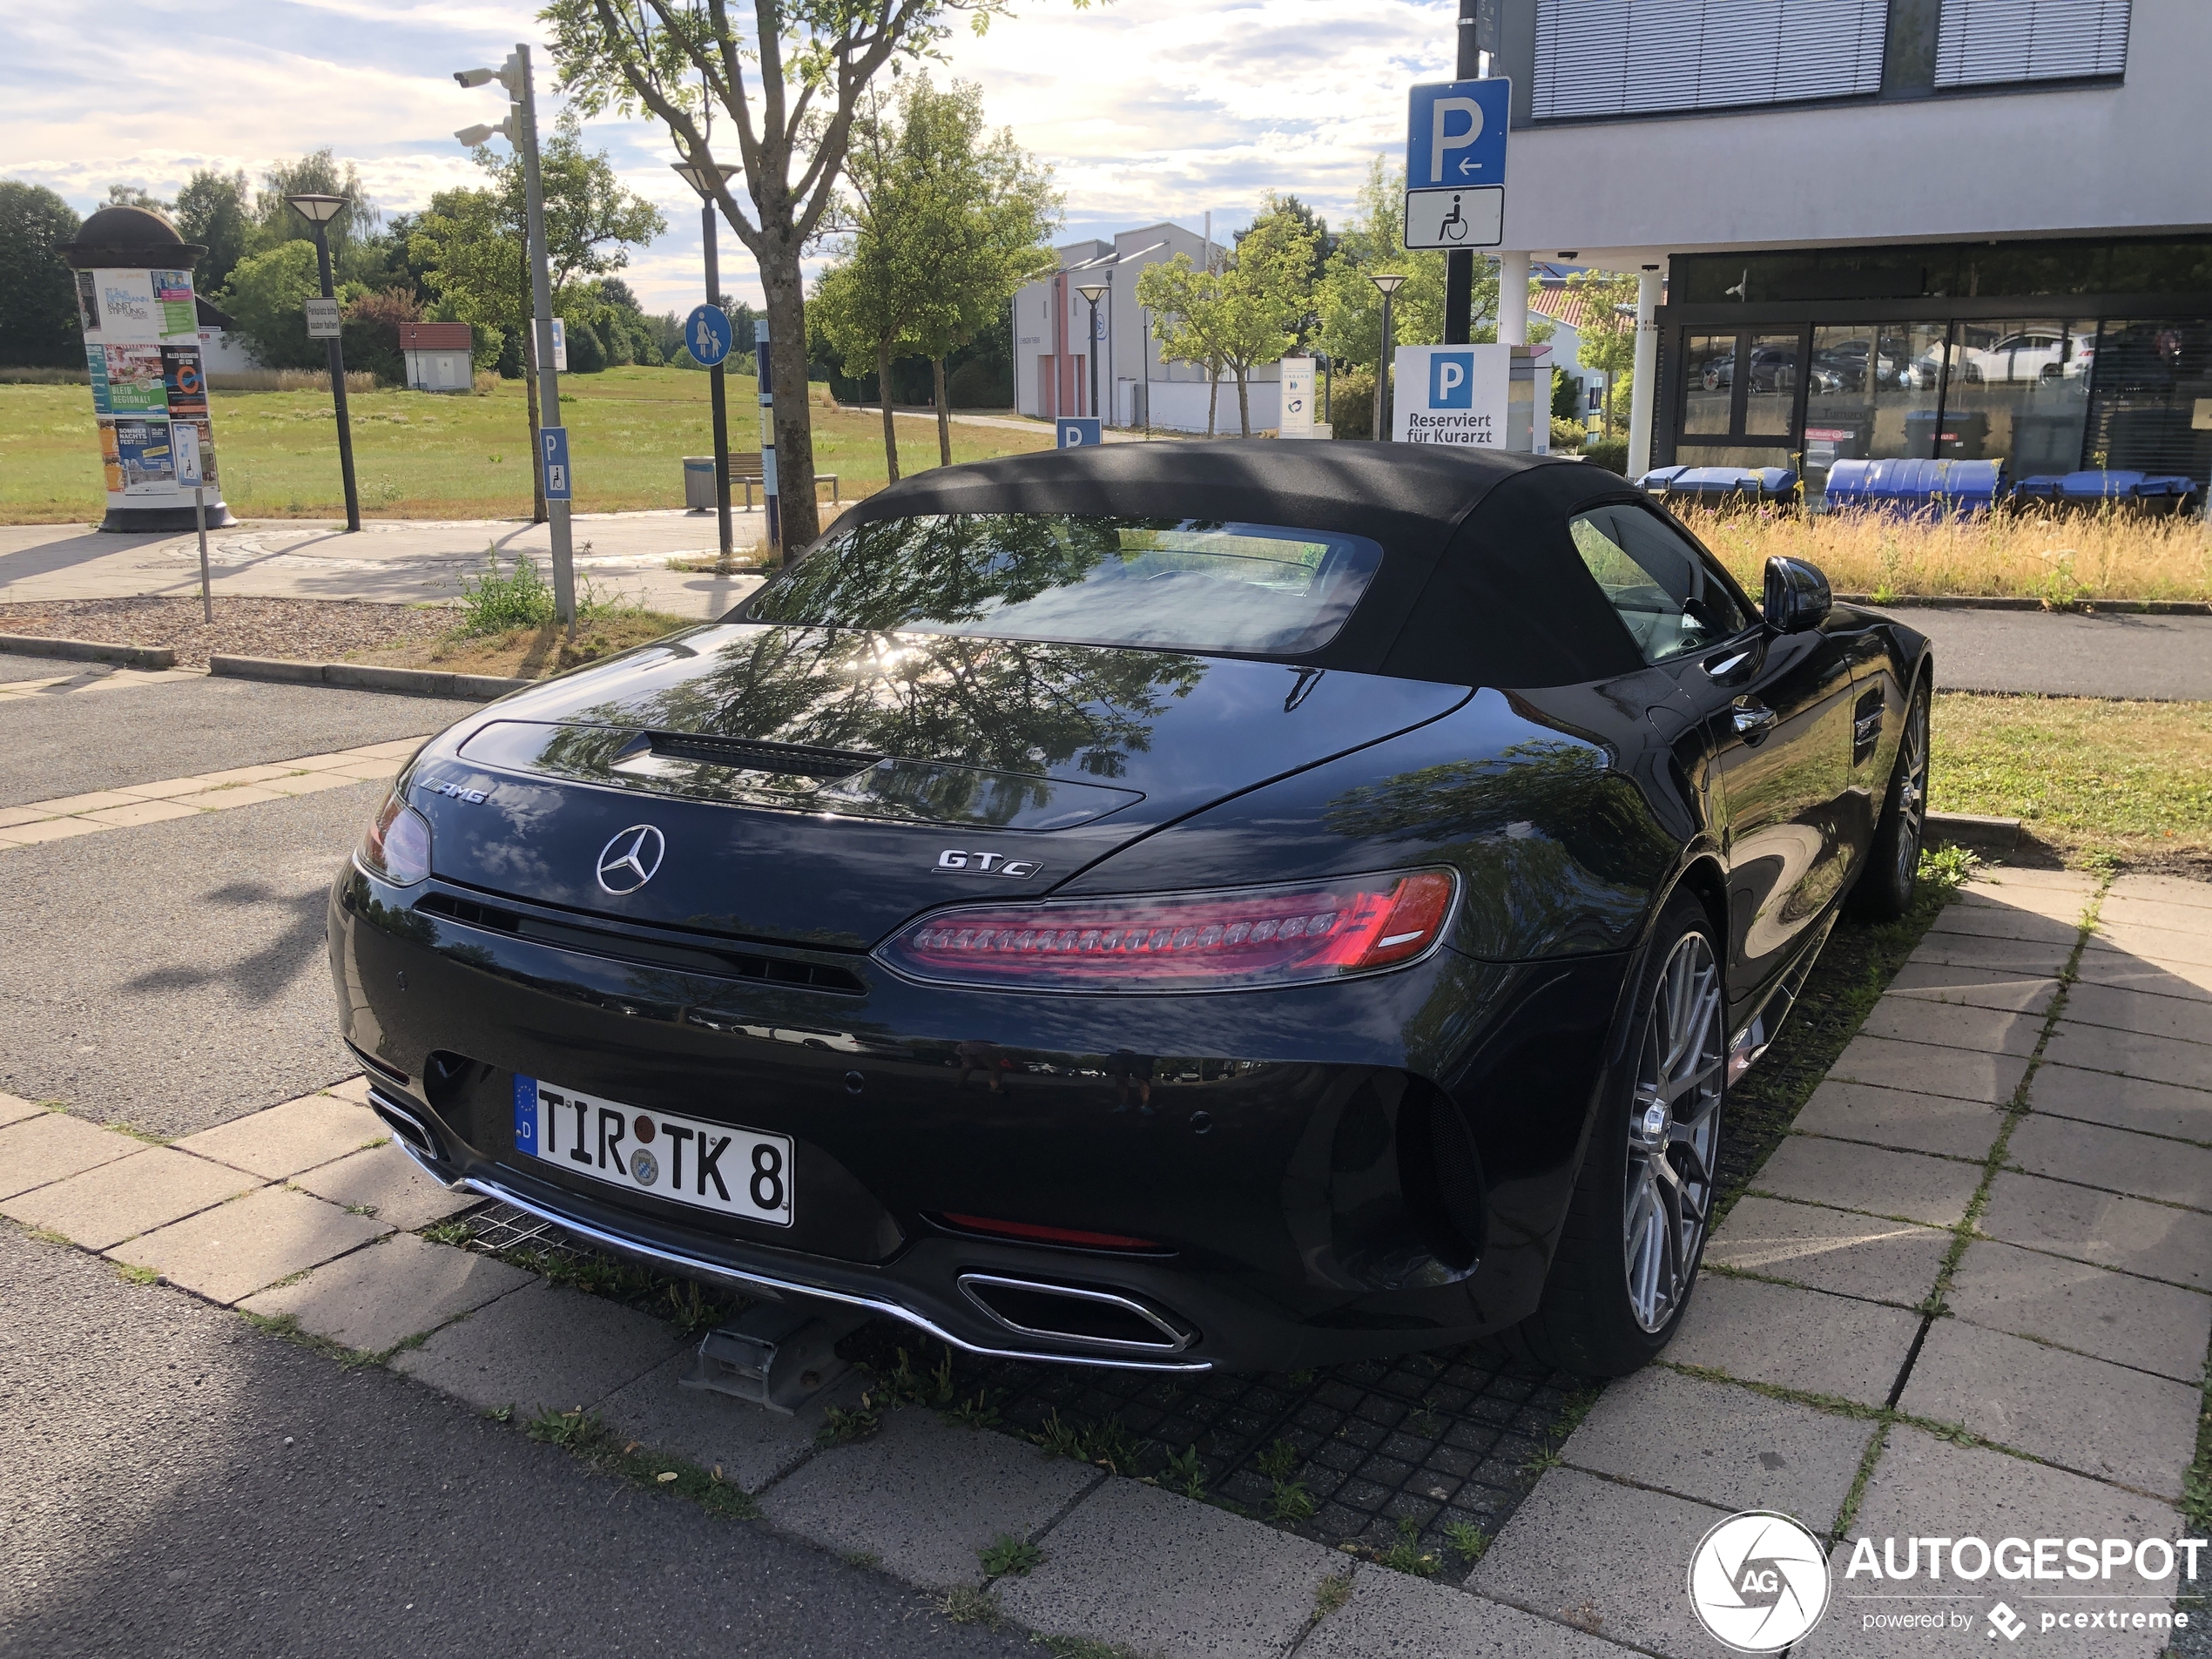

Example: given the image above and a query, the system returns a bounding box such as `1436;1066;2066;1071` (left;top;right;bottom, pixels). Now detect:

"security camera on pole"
455;48;577;626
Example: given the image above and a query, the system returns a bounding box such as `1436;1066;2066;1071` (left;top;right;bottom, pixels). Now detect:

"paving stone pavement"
3;864;2204;1658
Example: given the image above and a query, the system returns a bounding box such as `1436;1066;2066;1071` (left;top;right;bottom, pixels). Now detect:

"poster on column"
105;345;169;413
150;270;197;339
112;417;177;494
81;266;226;522
98;419;125;494
160;345;207;417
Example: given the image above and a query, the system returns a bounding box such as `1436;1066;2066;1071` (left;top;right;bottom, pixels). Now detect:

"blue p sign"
1057;418;1102;448
1429;352;1474;409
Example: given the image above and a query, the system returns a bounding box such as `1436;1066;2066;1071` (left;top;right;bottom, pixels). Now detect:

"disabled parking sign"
1404;78;1507;250
1057;418;1101;448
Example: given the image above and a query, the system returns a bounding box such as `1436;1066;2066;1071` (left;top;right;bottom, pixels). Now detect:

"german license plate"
512;1076;792;1228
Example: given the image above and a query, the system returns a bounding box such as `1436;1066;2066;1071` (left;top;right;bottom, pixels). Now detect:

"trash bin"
2012;470;2200;515
684;455;716;512
1902;409;1989;459
1637;465;1799;509
1824;458;2005;516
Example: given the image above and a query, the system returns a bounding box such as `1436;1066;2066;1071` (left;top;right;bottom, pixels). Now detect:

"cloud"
0;0;1463;313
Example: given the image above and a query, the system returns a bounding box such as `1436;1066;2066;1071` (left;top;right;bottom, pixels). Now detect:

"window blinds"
1935;0;2131;86
1532;0;1888;120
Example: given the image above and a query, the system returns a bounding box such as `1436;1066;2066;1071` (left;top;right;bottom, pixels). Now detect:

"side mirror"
1763;556;1832;634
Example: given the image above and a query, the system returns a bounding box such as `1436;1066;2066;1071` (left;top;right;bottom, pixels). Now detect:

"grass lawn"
0;367;1053;524
1932;691;2212;872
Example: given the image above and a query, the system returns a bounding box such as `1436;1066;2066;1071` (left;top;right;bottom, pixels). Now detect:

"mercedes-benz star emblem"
596;825;665;894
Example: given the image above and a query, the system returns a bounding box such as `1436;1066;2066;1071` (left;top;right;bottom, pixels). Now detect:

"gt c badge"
937;849;1041;880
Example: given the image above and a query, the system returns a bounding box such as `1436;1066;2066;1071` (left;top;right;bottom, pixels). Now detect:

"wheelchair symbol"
1440;194;1468;243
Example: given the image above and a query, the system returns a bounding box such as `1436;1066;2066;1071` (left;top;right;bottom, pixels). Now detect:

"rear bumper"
334;865;1635;1373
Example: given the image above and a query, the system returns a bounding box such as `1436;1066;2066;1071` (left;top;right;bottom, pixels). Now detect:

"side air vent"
647;732;880;779
958;1273;1195;1353
415;890;867;994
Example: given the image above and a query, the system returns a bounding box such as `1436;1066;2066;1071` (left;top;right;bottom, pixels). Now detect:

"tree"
1316;158;1448;373
1136;204;1314;439
471;113;666;297
1567;269;1638;438
1135;254;1228;435
0;181;82;368
254;150;384;280
1238;194;1330;346
175;170;253;295
217;240;335;369
544;0;1094;556
104;185;171;212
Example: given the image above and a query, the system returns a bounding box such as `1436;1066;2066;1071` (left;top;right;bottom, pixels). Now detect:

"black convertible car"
331;442;1931;1379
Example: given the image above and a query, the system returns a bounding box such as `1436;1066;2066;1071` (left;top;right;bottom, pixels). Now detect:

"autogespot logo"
1688;1511;1833;1653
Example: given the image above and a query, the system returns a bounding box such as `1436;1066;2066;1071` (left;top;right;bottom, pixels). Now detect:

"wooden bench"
726;451;840;509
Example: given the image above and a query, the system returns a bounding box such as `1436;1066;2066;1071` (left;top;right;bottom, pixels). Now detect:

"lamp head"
671;159;740;198
1368;273;1407;296
1076;283;1109;305
285;193;348;226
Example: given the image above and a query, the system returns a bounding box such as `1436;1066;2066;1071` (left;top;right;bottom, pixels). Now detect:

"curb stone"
209;654;531;700
0;633;176;669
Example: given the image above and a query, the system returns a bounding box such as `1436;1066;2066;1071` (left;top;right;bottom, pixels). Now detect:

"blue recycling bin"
1824;458;2005;516
2012;470;2199;515
1636;465;1800;508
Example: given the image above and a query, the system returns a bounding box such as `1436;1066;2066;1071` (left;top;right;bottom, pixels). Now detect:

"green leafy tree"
544;0;1096;556
1216;199;1318;435
1316;158;1448;372
1568;269;1638;438
174;169;254;295
216;239;344;369
1134;254;1228;435
0;181;82;368
253;150;383;280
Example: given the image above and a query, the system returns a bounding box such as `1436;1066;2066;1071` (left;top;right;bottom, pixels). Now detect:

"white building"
1485;0;2209;498
1013;223;1286;434
400;323;475;394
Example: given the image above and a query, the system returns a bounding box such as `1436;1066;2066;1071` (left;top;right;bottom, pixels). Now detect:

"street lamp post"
455;47;576;625
285;193;361;532
1076;282;1108;424
1369;273;1407;441
671;160;740;572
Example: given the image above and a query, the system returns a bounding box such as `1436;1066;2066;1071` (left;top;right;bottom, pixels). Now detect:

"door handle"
1731;699;1778;736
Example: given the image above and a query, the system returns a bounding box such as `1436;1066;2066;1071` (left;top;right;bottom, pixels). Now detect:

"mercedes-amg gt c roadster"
331;442;1932;1378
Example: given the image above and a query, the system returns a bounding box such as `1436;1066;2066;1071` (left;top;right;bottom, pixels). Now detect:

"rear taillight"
877;868;1457;993
355;787;431;887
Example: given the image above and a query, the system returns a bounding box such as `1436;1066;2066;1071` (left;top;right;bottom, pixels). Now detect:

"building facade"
1012;223;1286;433
1487;0;2207;500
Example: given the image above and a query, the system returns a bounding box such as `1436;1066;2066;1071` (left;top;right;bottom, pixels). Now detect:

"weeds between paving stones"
520;1406;762;1519
979;1533;1043;1577
1314;1571;1354;1616
935;1586;1004;1628
1030;1636;1165;1659
1268;1480;1318;1524
1162;1445;1206;1500
816;1401;882;1447
1443;1519;1491;1564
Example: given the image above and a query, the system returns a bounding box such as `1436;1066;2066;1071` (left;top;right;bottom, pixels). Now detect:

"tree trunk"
877;337;900;484
1237;369;1251;438
1207;369;1219;437
757;243;821;556
933;357;952;468
1603;369;1614;439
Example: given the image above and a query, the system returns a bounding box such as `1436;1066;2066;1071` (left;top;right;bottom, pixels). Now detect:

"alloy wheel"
1895;698;1929;888
1622;931;1725;1333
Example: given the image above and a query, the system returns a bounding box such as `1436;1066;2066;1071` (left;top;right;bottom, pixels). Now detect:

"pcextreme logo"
1688;1511;1833;1653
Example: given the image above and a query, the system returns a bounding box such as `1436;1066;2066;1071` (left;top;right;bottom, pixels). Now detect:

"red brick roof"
1528;288;1609;334
400;322;472;351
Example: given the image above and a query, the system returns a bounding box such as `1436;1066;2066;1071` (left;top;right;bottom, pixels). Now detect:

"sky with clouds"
2;0;1460;313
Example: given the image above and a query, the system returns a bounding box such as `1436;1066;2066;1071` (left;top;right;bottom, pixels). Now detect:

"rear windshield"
747;513;1385;656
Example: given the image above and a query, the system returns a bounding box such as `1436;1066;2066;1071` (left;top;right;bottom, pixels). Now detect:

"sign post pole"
512;44;575;625
756;319;779;563
177;421;212;622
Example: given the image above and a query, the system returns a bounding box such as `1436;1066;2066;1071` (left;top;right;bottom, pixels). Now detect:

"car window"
1568;505;1754;664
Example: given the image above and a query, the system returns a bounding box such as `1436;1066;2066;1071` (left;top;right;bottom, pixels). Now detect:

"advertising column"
63;208;236;532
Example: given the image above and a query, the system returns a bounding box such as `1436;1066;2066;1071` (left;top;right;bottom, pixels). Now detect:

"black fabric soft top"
787;440;1654;689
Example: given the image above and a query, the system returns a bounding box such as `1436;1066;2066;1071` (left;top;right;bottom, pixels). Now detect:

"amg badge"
936;849;1040;880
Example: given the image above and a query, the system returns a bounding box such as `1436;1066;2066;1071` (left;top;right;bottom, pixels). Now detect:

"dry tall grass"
207;368;380;395
0;367;89;385
1684;507;2212;604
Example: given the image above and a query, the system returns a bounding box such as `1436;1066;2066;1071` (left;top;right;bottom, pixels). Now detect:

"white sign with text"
1392;344;1510;448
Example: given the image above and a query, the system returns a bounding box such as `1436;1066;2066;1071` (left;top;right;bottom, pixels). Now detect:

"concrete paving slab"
1758;1135;1986;1227
2007;1113;2212;1211
1855;997;2045;1056
2107;873;2212;912
2060;981;2212;1044
760;1406;1102;1589
1944;1238;2212;1384
1925;905;2082;947
389;1278;680;1415
173;1091;388;1179
1706;1195;1952;1305
0;1112;140;1199
0;1093;44;1129
2101;898;2212;934
995;1474;1345;1659
325;1075;372;1106
1827;1033;2030;1105
1299;1567;1634;1659
0;816;113;846
2029;1062;2212;1141
110;1184;390;1304
1791;1079;2011;1161
1962;867;2104;898
1883;960;2060;1016
1665;1275;1922;1406
1562;1365;1876;1522
595;1350;858;1494
239;1231;534;1354
1467;1468;1724;1657
288;1143;476;1231
1801;1426;2179;1659
0;1145;259;1249
81;799;200;827
1897;1319;2199;1498
1953;884;2096;924
1905;932;2075;976
2088;922;2212;970
2043;1021;2212;1093
1979;1170;2212;1289
2071;945;2212;1002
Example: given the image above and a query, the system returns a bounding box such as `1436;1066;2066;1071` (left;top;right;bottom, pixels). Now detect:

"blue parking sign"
1057;418;1101;448
540;425;573;501
685;303;733;367
1406;79;1509;191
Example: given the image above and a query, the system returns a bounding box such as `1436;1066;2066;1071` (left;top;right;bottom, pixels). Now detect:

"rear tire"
1509;890;1726;1377
1849;680;1930;921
